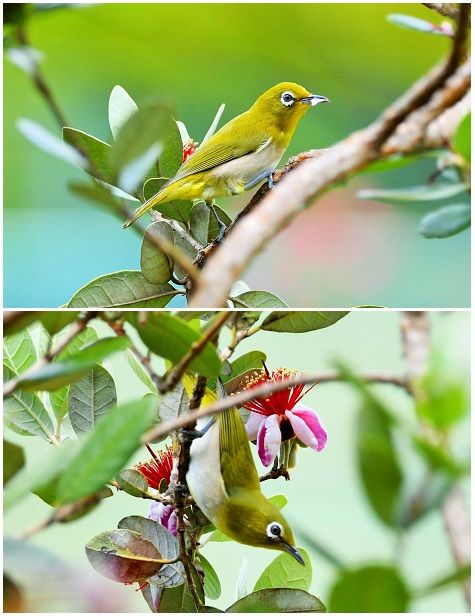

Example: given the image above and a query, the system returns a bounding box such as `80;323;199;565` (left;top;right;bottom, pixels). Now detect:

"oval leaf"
329;565;409;612
3;440;25;484
419;204;470;238
69;364;117;435
231;291;288;309
200;554;221;599
227;588;326;613
68;271;176;308
358;182;468;203
141;222;174;285
63;127;113;182
86;528;163;583
261;311;348;333
253;548;312;592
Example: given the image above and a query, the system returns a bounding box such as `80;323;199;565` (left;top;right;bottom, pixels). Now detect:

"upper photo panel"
4;3;470;309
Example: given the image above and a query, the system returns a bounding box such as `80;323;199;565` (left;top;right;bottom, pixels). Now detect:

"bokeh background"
4;311;470;612
3;3;471;308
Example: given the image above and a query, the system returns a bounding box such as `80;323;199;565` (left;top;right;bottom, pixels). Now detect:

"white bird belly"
186;419;227;525
209;140;282;185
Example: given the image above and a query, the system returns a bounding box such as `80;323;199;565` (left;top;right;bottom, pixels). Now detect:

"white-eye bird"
123;82;329;236
186;381;304;563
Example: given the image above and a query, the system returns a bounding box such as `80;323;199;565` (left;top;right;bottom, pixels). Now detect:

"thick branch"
142;370;409;443
189;13;470;308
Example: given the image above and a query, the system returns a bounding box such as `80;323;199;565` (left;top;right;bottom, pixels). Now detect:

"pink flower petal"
246;411;264;440
286;403;327;452
257;414;282;466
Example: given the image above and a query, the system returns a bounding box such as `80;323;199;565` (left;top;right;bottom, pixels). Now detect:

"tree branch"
422;3;467;22
189;9;470;308
142;370;409;443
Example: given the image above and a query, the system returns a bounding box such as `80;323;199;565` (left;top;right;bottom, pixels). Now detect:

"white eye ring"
281;91;295;107
266;522;283;538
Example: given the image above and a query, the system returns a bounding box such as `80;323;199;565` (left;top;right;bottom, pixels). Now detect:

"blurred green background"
4;311;470;612
3;3;470;308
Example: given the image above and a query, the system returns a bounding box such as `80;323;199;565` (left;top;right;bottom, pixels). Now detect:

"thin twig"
3;312;96;397
142;370;410;443
160;312;230;393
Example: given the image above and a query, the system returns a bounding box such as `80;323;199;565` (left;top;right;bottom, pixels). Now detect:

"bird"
123;82;329;237
185;380;304;564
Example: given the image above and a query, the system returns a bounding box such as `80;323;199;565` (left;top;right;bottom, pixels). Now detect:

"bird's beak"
300;94;330;106
282;542;305;565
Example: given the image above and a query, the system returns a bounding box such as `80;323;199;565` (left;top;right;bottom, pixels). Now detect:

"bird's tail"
122;183;171;229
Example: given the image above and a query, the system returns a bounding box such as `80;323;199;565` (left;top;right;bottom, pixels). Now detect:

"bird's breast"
187;419;227;525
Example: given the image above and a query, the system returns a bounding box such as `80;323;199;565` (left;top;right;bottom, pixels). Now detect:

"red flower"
182;139;198;162
242;367;327;467
136;445;173;490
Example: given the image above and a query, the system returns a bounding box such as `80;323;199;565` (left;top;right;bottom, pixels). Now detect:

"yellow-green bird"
186;381;304;563
123;82;329;235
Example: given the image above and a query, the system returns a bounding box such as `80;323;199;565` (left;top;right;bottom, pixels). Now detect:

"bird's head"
218;492;304;565
252;82;329;131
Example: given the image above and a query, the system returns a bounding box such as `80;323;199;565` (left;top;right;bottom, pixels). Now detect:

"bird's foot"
180;428;204;443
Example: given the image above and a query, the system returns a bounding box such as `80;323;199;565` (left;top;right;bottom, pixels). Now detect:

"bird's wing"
218;406;261;496
170;112;270;183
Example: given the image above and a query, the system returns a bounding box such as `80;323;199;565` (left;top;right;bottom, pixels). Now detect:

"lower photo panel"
3;309;470;613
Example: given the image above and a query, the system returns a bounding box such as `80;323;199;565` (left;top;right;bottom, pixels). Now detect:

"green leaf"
419;204;470;238
190;201;211;246
118;515;185;588
110;100;173;176
68;364;117;435
108;85;138;141
158;583;199;613
357;397;403;527
49;326;99;421
28;322;50;358
4;364;55;441
68;270;176;308
231;291;288;309
417;563;471;597
3;329;37;373
15;336;130;391
254;548;312;592
85;529;163;583
159;382;189;423
224;351;267;383
3;312;43;336
358;182;468;203
143;178;193;225
159;119;184;178
63;127;114;182
126;349;157;393
200;554;221;599
452;113;471;161
173;225;199;278
17;119;86;167
56;396;155;504
208;205;232;242
141;221;174;285
115;469;150;497
227;589;326;612
38;311;79;335
387;13;448;35
416;363;469;429
361;153;429;175
129;313;222;377
68;181;125;219
3;440;25;484
261;311;348;333
329;565;409;612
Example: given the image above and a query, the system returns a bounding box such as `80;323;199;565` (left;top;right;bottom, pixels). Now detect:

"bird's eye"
266;522;283;538
281;92;295;107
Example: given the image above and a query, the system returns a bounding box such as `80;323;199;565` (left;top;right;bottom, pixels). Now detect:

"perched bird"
186;381;304;563
123;82;329;235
